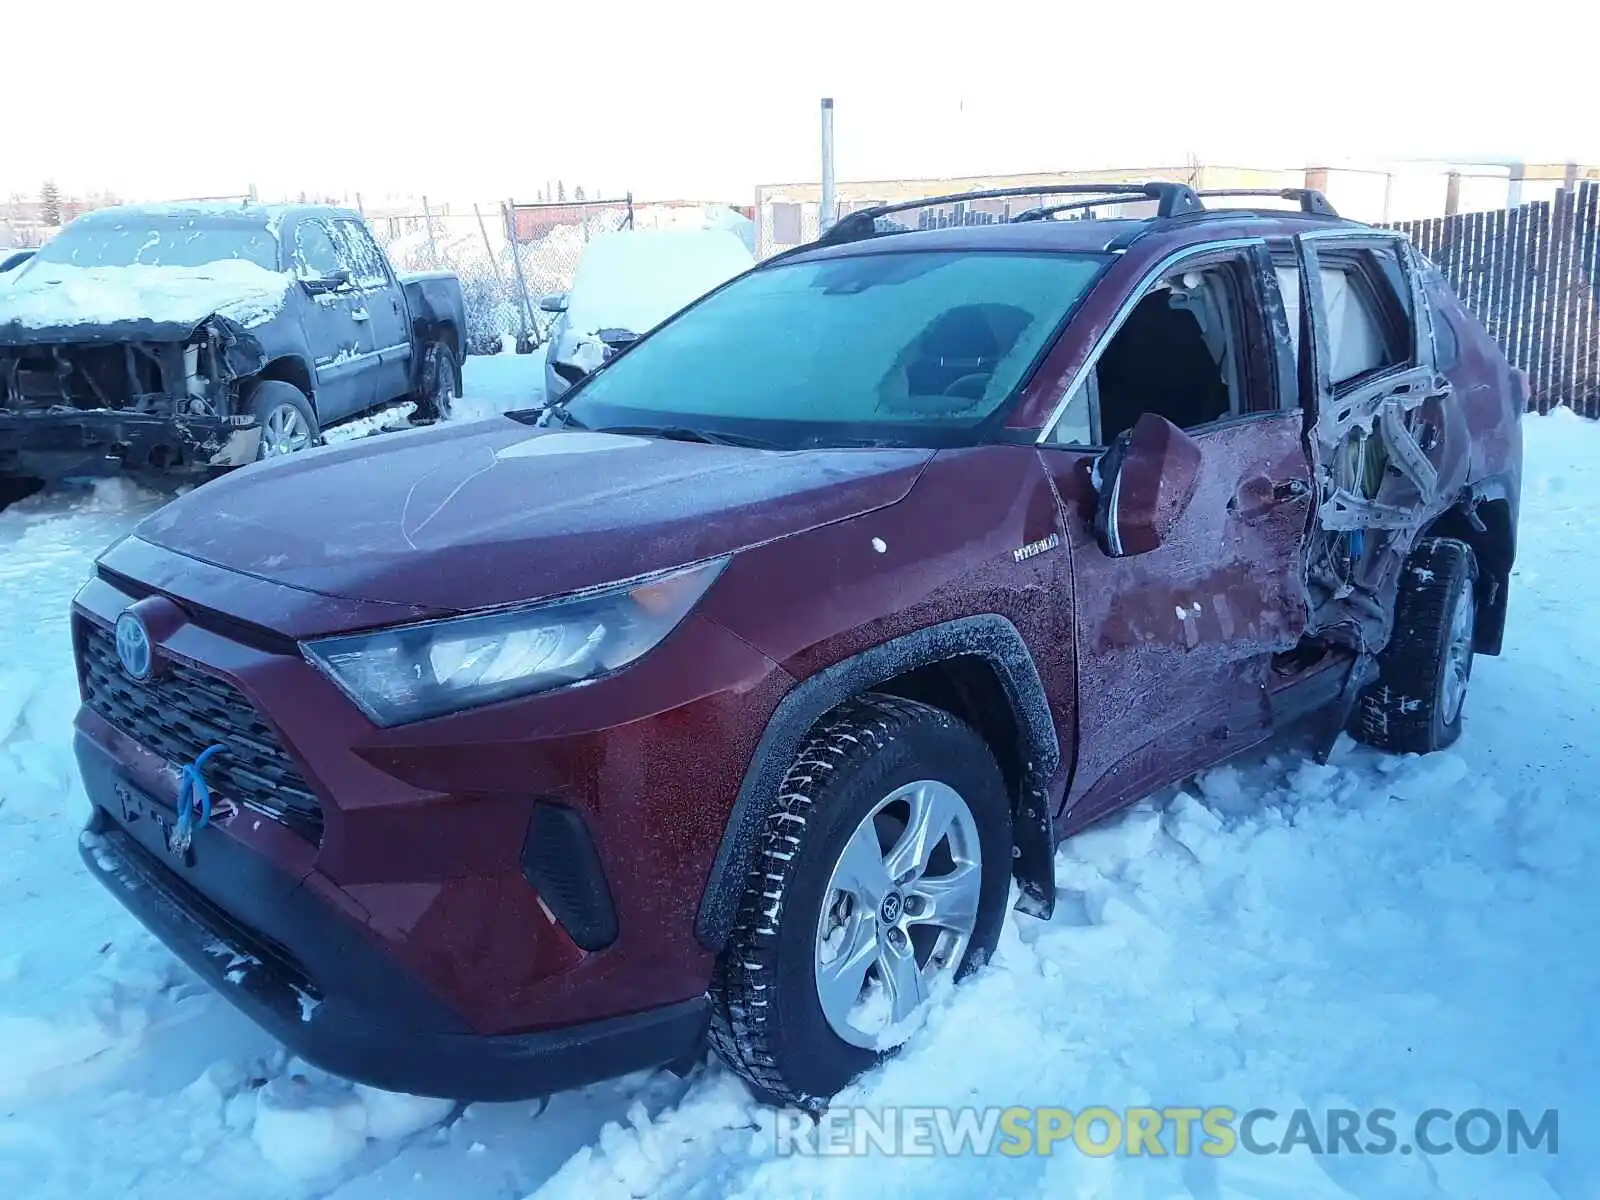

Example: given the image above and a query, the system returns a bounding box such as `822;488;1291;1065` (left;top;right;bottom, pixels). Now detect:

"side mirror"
1092;413;1202;557
539;291;569;314
302;267;351;294
300;267;352;294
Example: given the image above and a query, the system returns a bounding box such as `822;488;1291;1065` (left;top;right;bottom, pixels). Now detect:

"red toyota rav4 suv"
72;183;1522;1109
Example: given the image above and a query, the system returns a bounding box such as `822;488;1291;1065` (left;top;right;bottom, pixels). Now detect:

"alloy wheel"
258;403;313;458
813;779;983;1048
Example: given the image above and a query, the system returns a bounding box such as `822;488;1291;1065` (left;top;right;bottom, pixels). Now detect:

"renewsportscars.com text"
774;1105;1559;1159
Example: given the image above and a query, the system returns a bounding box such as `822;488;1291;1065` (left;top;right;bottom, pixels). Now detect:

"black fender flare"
694;614;1061;953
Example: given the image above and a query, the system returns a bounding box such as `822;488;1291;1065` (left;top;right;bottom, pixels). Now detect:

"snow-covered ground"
0;373;1595;1199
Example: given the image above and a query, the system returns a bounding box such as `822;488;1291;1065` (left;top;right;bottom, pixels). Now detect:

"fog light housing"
521;801;617;951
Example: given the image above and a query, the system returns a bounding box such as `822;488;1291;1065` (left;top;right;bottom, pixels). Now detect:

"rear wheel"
251;381;319;461
707;695;1012;1107
414;341;459;422
1354;536;1479;753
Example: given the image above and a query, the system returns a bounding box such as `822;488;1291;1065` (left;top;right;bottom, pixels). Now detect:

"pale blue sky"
4;0;1588;206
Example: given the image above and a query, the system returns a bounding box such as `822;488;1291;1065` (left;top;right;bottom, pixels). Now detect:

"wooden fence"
1388;181;1600;416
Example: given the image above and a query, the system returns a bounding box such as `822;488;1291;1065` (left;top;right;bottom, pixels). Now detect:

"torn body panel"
1292;234;1471;655
0;315;269;477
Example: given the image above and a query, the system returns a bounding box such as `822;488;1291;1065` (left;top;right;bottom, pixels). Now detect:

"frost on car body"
67;182;1523;1109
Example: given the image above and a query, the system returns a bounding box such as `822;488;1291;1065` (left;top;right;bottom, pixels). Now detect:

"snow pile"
0;259;291;330
321;401;418;446
251;1066;454;1180
0;395;1593;1198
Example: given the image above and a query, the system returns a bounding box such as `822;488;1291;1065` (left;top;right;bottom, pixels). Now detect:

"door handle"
351;307;370;322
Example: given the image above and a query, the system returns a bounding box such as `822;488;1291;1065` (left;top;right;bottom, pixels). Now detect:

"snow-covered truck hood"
0;260;292;343
132;418;932;613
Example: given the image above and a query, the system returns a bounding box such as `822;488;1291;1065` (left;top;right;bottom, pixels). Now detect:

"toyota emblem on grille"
114;611;153;681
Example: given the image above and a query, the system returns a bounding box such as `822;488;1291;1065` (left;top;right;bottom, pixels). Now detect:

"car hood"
134;418;933;613
0;260;291;343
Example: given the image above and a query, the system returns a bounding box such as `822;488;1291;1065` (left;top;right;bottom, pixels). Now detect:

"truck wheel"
707;694;1013;1108
415;341;459;422
252;382;320;461
1354;537;1479;754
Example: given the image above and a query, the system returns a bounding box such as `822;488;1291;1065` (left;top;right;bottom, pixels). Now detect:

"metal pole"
422;194;440;267
503;199;535;352
473;203;505;286
820;97;836;233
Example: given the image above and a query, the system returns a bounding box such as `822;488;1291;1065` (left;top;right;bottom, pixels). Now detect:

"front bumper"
0;409;259;477
76;750;708;1100
70;539;793;1097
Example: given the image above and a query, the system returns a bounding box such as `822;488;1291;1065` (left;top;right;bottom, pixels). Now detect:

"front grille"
80;620;323;843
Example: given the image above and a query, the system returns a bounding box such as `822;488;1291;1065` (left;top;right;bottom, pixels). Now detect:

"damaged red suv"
73;182;1522;1108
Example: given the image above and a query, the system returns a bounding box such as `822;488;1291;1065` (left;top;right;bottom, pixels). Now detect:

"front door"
331;217;413;406
1037;241;1315;823
290;217;377;424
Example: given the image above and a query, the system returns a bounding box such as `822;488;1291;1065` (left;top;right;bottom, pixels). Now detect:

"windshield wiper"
593;424;781;450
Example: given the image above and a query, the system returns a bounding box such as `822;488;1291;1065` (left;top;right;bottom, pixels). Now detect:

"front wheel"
1354;536;1479;754
251;381;320;461
708;695;1013;1107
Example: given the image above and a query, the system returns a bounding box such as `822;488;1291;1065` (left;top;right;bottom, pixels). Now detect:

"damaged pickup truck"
70;183;1522;1111
0;202;466;483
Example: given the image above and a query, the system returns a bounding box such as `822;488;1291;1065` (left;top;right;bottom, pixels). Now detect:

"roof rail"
813;182;1204;247
1010;196;1145;222
1190;188;1338;217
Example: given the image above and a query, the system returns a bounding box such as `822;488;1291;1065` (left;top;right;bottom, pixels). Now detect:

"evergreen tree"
40;179;61;226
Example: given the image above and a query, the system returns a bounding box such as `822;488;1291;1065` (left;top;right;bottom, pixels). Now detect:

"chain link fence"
367;198;634;356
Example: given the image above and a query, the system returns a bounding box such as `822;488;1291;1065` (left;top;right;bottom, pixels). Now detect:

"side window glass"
330;220;389;289
1044;373;1095;446
1320;246;1414;387
293;222;343;280
1320;264;1392;384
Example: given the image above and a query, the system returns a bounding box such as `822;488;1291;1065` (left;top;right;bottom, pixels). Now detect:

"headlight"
302;557;727;726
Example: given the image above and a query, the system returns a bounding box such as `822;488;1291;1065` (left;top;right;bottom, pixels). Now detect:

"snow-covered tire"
707;694;1012;1109
1354;537;1479;754
414;341;459;422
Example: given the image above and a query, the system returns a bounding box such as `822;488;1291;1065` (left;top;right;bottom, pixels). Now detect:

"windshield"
31;219;280;271
558;248;1109;447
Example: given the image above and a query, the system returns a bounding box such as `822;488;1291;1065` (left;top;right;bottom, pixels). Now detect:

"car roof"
68;201;362;229
777;207;1373;265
